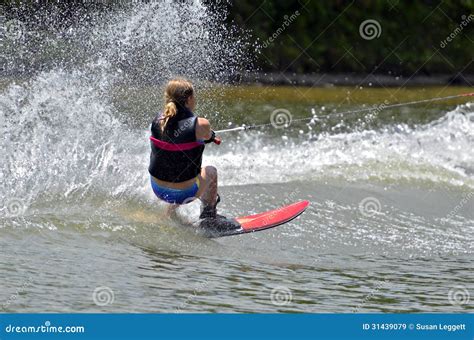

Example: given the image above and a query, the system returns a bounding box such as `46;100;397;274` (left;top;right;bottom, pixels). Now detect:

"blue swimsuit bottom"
150;176;200;205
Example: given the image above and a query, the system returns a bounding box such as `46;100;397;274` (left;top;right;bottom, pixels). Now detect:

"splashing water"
1;1;254;217
1;2;472;314
210;103;474;189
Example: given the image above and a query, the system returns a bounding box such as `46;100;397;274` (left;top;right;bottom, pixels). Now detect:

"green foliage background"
1;0;473;75
227;0;474;75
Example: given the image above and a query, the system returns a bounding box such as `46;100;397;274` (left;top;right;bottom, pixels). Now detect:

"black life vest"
148;108;205;182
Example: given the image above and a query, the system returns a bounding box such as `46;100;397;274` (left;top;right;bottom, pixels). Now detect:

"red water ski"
199;201;310;238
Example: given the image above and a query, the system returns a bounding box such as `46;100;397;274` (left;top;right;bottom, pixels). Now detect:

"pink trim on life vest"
150;136;203;151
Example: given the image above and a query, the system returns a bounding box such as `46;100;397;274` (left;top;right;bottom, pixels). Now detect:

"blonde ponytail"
160;78;194;131
160;101;178;131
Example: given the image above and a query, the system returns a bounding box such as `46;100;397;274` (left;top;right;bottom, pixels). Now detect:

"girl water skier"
148;78;236;230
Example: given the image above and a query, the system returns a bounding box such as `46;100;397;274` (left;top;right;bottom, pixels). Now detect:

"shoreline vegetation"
237;72;474;87
230;2;474;77
2;72;473;89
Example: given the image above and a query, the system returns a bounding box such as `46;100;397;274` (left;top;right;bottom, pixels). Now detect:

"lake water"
1;1;472;313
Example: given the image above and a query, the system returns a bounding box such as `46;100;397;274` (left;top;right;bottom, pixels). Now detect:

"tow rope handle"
204;130;222;145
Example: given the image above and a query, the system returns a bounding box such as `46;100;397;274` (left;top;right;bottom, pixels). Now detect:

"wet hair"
161;78;194;131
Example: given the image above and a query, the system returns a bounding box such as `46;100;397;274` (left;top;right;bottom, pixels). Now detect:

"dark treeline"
1;0;473;77
227;0;474;76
